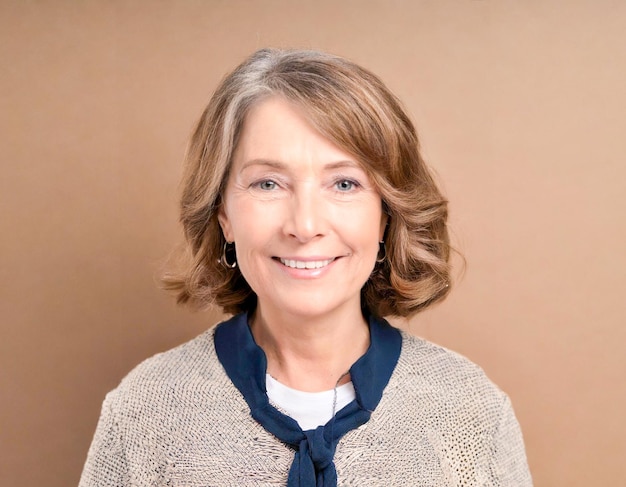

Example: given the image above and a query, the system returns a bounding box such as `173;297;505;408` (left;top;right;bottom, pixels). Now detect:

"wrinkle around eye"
244;180;289;200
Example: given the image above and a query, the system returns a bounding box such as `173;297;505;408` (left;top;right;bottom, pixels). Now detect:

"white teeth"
280;258;334;269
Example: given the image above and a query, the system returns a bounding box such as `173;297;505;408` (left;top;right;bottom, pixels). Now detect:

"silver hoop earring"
220;241;237;269
376;241;386;263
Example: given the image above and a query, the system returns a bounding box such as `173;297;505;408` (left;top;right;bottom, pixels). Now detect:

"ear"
217;203;234;242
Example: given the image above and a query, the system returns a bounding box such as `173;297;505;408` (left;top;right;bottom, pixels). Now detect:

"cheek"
342;209;384;254
224;197;264;237
228;205;278;264
231;236;269;295
355;201;385;237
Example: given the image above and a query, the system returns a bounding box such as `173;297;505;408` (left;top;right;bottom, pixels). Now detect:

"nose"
283;186;327;243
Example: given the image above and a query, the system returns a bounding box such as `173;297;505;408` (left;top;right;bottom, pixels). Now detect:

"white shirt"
266;374;356;431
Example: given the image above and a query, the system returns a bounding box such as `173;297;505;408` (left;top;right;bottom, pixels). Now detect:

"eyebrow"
239;159;363;171
239;159;286;171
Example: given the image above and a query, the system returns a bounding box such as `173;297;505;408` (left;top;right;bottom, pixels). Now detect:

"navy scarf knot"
214;313;402;487
291;427;335;485
303;427;333;470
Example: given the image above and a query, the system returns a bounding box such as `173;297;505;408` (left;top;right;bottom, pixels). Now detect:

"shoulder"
128;326;217;384
81;322;244;485
345;331;532;485
379;331;517;456
392;331;507;411
105;325;226;415
398;331;499;386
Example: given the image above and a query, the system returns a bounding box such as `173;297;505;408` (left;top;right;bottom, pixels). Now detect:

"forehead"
232;97;357;168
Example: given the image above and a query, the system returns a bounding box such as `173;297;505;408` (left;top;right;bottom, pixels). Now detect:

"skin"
218;97;387;392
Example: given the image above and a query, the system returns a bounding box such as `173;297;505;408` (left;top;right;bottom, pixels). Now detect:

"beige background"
2;1;625;485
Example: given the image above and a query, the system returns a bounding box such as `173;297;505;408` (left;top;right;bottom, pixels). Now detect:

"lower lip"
274;258;338;279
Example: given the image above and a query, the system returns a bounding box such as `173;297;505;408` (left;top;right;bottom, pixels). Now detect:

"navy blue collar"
214;312;402;487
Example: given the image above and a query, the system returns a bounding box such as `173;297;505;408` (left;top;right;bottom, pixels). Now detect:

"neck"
250;303;370;392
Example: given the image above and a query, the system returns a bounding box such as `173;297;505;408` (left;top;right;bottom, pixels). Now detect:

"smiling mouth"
278;258;335;269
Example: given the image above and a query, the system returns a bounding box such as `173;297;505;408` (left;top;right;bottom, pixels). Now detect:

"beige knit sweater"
80;326;532;486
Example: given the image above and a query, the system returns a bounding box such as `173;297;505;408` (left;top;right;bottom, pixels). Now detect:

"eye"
256;179;277;190
335;179;359;192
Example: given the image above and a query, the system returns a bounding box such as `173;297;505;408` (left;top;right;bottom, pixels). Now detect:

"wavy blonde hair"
163;48;451;318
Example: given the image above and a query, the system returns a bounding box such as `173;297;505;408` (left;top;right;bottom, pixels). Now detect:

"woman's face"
218;97;387;321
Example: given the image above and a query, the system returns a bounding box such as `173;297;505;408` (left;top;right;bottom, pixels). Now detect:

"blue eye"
257;180;277;190
335;179;358;191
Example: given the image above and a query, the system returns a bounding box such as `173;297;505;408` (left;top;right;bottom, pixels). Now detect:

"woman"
80;48;532;486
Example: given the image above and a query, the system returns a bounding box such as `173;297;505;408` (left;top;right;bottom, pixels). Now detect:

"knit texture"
79;325;533;486
214;313;402;486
